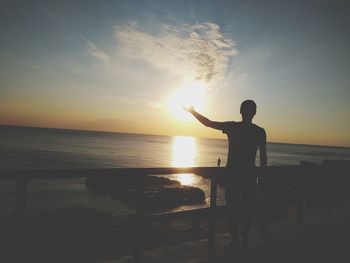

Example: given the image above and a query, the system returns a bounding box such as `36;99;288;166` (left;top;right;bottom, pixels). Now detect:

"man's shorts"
224;167;257;205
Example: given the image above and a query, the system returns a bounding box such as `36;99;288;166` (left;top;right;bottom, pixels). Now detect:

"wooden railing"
1;161;349;262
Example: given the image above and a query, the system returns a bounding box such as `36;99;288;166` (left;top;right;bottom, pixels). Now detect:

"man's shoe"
240;240;250;250
224;240;240;255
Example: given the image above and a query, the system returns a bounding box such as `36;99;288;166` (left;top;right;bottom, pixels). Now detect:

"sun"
167;80;206;120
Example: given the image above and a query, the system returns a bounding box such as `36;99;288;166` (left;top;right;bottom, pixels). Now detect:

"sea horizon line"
1;123;349;150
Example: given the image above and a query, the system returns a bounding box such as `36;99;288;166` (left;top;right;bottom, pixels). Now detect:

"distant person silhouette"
185;100;267;250
217;157;221;167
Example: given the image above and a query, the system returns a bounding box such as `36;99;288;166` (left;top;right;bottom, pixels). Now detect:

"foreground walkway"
109;205;350;263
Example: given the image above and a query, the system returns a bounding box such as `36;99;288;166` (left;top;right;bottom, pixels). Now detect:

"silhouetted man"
185;100;267;249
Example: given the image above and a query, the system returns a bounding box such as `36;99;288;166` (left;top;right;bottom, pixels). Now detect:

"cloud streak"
115;22;238;87
84;39;111;64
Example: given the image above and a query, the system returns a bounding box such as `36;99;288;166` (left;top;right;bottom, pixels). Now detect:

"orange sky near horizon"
1;106;349;148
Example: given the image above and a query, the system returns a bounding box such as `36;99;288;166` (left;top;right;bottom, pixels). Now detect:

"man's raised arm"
184;106;232;131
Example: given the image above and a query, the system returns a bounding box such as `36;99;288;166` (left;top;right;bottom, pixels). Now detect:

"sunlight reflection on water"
172;136;197;185
172;136;197;167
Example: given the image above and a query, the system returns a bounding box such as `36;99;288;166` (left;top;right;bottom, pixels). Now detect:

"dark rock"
86;175;205;210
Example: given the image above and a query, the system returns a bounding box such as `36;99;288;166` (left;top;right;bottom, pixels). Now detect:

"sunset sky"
1;0;349;147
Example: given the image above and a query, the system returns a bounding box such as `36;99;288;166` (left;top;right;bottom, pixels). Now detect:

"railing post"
258;168;267;236
297;164;305;223
326;164;333;218
133;189;143;263
13;176;27;223
208;174;217;262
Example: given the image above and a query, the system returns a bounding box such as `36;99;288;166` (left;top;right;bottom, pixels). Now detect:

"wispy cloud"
84;39;111;64
115;22;238;88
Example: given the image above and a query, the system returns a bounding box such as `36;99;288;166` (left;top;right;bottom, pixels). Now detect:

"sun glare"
167;80;206;120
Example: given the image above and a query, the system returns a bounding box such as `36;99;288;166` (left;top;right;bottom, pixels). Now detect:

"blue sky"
1;0;349;146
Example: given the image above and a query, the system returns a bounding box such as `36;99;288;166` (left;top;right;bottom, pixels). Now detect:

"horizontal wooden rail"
0;167;225;180
0;165;304;180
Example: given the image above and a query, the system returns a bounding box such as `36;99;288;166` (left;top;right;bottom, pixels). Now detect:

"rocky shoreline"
86;175;205;210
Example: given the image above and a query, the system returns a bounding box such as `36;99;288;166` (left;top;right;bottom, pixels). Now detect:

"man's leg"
240;194;252;244
240;180;256;246
225;186;240;246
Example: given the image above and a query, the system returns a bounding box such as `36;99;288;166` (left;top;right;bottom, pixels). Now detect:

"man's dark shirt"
220;121;266;169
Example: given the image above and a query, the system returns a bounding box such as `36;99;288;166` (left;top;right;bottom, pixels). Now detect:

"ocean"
1;125;350;219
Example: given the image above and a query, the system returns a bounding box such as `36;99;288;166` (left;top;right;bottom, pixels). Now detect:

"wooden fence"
1;160;348;262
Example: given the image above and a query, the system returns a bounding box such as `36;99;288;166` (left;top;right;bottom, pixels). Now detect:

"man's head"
240;100;256;122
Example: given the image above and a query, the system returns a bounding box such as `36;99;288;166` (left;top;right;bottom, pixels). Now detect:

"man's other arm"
257;129;267;196
259;129;267;167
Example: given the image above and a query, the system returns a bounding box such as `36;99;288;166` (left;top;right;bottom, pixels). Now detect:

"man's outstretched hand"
183;105;195;113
